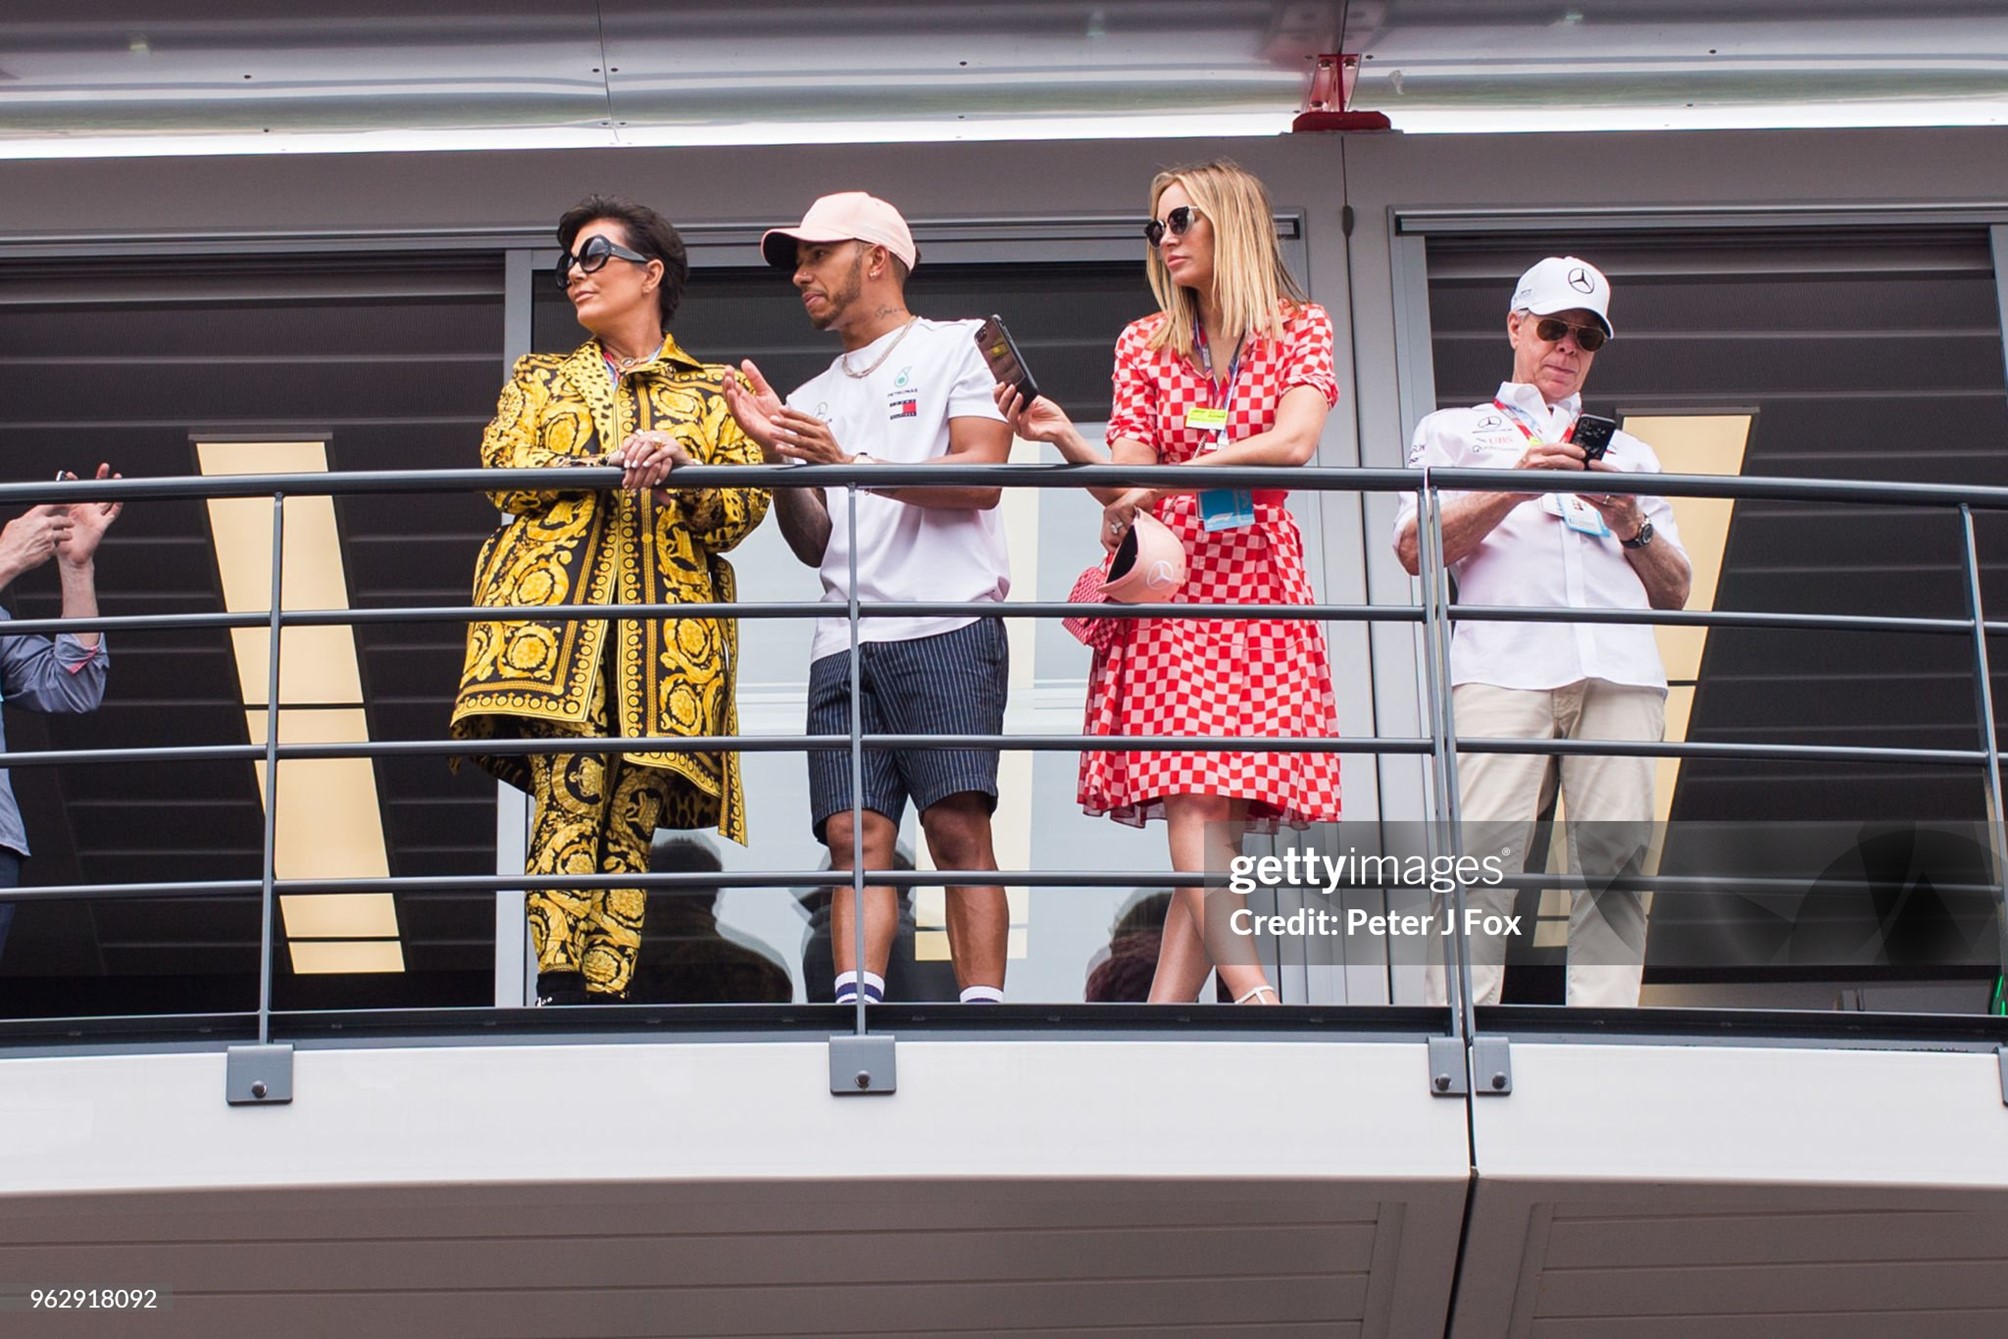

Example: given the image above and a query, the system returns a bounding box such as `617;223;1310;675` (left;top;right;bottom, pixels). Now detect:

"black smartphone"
974;315;1041;404
1572;413;1618;461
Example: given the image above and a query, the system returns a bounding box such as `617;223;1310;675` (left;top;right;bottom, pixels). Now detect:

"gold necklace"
604;334;664;372
840;316;919;379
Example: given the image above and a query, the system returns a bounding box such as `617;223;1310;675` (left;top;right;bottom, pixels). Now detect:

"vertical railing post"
1415;474;1475;1050
257;491;286;1042
847;480;867;1038
830;474;895;1093
1956;505;2008;998
227;488;294;1104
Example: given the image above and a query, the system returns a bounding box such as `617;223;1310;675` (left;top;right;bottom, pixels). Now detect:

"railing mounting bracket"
1473;1035;1513;1096
225;1043;294;1106
830;1034;896;1097
1428;1035;1467;1096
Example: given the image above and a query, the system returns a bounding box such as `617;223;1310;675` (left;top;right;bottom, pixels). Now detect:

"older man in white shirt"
1394;257;1692;1008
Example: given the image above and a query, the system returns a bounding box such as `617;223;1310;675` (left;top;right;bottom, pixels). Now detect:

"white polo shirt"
788;317;1010;663
1394;381;1684;693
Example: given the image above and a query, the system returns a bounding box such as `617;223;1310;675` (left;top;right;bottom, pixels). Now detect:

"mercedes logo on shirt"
1568;267;1595;293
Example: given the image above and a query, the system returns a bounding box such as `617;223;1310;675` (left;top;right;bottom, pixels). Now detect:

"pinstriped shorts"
806;618;1009;842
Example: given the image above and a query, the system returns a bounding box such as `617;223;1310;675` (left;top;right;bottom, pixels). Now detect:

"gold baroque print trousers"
523;751;720;994
525;748;673;995
520;642;721;997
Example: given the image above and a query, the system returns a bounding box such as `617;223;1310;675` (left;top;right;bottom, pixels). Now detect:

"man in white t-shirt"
722;191;1014;1005
1392;256;1692;1008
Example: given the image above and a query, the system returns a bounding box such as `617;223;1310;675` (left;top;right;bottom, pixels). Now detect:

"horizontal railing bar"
6;868;1995;904
1481;870;2004;896
0;602;1417;637
0;870;1228;903
2;603;1979;641
7;867;1999;906
0;734;1421;770
0;601;1984;640
1448;606;1978;636
0;733;1978;770
1454;736;1983;765
13;464;2008;511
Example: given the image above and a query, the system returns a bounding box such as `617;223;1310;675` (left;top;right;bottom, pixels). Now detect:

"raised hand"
57;464;122;567
0;505;73;583
721;360;788;461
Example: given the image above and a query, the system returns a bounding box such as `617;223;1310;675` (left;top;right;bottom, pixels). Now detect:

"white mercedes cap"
1510;256;1614;336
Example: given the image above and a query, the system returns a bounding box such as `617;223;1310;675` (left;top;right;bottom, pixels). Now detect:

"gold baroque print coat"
450;333;770;844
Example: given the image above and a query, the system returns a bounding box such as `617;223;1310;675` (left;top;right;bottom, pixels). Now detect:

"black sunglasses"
554;234;652;289
1530;315;1609;353
1142;205;1202;248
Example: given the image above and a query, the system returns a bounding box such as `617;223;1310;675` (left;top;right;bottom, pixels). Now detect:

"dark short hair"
557;194;689;326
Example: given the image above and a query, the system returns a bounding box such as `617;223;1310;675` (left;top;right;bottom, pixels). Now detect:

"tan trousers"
1426;680;1663;1008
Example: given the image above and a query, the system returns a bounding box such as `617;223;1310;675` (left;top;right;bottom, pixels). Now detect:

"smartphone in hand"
974;315;1041;404
1571;413;1618;462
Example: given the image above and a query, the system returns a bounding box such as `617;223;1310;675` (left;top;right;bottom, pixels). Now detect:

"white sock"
959;985;1004;1004
834;970;885;1004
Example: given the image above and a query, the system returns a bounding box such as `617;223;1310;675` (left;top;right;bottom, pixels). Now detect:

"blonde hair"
1143;159;1305;357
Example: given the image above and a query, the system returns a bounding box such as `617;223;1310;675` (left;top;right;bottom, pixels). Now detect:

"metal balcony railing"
0;462;2004;1062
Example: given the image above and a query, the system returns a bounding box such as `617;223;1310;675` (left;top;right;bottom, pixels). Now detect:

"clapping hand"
768;408;852;465
0;505;72;581
721;360;789;463
56;463;123;567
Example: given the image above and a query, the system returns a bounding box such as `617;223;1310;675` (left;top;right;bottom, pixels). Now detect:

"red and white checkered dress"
1079;303;1343;831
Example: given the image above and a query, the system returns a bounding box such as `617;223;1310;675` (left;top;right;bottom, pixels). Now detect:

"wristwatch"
1621;518;1655;550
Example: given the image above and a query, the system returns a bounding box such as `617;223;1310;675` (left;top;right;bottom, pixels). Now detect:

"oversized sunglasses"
1530;315;1608;352
554;234;651;289
1142;205;1202;248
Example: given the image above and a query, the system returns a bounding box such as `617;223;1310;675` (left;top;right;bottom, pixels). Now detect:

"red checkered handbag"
1062;560;1118;651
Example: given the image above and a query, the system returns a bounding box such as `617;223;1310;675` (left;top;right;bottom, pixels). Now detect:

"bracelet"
853;453;889;494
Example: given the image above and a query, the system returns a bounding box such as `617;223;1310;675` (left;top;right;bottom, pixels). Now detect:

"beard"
807;252;867;331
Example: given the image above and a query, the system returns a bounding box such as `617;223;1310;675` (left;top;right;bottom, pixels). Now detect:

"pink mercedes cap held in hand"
761;192;920;271
1101;512;1188;603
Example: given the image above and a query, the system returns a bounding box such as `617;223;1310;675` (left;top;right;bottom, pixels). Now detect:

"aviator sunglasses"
554;234;652;289
1142;205;1202;248
1528;315;1608;353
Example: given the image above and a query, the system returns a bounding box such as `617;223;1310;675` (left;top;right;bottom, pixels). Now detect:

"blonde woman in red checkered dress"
999;160;1341;1005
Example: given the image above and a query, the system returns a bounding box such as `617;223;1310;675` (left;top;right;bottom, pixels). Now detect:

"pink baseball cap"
761;192;919;271
1101;512;1187;603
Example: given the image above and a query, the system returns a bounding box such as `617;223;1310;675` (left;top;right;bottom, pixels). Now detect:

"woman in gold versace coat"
452;196;769;1002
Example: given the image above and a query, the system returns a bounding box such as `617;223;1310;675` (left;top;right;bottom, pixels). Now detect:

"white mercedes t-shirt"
787;317;1011;663
1393;381;1685;693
